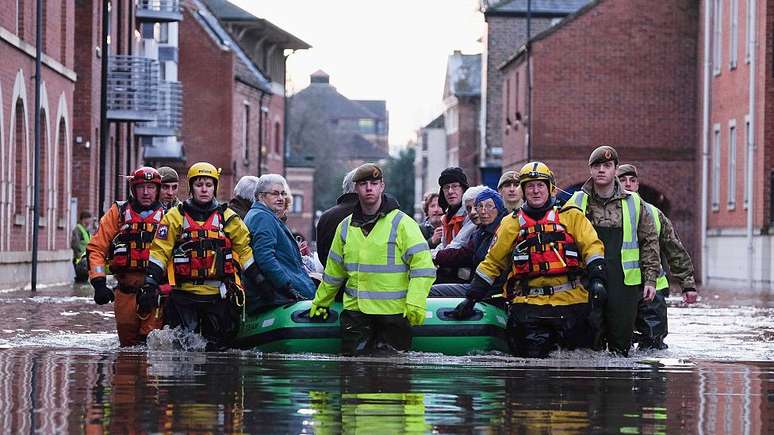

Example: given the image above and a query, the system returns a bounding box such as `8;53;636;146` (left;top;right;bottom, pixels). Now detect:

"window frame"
728;120;737;210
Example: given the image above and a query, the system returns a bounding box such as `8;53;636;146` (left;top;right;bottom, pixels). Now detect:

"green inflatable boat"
233;298;509;355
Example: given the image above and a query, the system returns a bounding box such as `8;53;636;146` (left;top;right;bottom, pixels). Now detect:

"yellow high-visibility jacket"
476;206;605;306
314;209;436;314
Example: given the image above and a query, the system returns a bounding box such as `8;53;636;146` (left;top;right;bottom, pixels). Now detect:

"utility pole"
31;0;43;293
98;0;110;217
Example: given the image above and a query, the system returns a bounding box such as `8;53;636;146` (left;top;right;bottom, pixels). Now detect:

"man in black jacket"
316;169;357;267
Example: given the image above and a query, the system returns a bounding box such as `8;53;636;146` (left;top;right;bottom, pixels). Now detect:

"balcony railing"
134;81;182;137
143;138;185;162
106;55;159;122
136;0;182;22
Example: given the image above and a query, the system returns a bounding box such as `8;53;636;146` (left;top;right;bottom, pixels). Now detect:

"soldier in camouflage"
566;146;660;356
617;163;698;350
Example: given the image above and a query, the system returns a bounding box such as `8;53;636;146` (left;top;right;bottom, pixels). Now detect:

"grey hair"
233;176;260;201
342;169;356;194
462;185;488;205
255;174;289;200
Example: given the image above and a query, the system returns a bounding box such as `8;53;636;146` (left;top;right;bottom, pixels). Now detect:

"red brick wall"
179;5;234;202
456;96;481;186
501;60;529;170
501;0;700;258
264;92;285;175
285;166;315;242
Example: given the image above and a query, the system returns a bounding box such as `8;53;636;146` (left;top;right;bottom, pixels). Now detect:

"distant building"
413;115;447;219
179;0;309;198
480;0;588;184
1;0;75;286
443;51;482;186
498;0;699;265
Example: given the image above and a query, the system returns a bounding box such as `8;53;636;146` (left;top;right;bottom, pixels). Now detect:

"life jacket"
510;207;582;281
109;201;164;273
172;205;236;283
441;208;465;245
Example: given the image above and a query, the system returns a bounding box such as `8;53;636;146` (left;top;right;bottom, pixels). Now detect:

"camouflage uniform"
575;177;661;355
655;207;695;289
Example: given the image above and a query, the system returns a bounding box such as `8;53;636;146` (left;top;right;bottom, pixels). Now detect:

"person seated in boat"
228;175;260;219
429;188;509;300
418;192;444;249
142;162;266;350
243;174;315;311
455;162;608;358
309;163;436;356
432;185;488;284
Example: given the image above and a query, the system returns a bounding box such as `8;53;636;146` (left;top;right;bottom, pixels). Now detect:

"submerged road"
0;283;771;433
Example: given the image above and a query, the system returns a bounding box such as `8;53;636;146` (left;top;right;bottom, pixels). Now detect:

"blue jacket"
243;202;316;298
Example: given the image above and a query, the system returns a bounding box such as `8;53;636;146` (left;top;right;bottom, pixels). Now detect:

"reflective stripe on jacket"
569;190;643;286
314;209;435;315
644;202;669;291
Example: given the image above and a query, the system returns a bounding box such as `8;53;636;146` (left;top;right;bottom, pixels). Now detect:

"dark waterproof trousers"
164;290;238;350
595;226;642;356
506;302;594;358
634;289;669;349
340;310;412;356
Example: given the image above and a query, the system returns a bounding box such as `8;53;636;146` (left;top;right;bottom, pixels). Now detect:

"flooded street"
0;284;772;433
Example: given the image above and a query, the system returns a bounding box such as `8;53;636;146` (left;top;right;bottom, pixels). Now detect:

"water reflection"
0;350;770;433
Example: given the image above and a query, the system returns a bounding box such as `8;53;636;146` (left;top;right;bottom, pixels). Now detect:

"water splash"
146;326;208;352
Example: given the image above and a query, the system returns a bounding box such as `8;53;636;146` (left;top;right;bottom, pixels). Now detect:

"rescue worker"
456;162;607;358
158;166;181;211
71;210;92;282
437;167;469;247
617;163;698;350
567;146;661;356
497;170;524;211
309;163;436;356
86;167;166;346
143;162;265;350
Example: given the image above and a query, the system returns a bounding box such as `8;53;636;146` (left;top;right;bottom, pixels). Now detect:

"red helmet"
129;166;162;190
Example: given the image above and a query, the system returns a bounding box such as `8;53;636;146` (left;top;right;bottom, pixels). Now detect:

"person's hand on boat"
451;298;476;320
404;303;426;326
682;288;698;304
91;277;114;305
308;302;329;321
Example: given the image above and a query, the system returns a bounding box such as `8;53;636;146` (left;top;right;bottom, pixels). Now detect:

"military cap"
497;170;519;189
588;145;619;166
352;163;383;183
616;163;638;178
157;166;179;183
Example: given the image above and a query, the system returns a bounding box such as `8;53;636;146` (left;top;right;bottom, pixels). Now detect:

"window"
744;115;751;208
713;0;723;75
712;124;721;210
274;122;281;155
292;194;303;213
17;0;24;39
730;0;738;68
728;121;737;209
358;118;375;134
242;104;250;163
746;0;752;63
155;23;169;44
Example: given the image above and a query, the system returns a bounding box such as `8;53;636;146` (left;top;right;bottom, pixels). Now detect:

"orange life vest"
441;210;465;245
109;202;164;273
172;207;236;282
511;207;581;279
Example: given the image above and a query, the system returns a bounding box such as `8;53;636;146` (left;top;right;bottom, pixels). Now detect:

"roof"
444;52;482;98
354;100;387;120
483;0;590;16
292;79;379;120
338;133;389;160
201;0;311;49
423;114;445;129
191;0;272;92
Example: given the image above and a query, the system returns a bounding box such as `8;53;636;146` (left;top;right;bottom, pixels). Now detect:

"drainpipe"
257;91;266;177
700;0;712;285
746;0;757;289
525;0;532;160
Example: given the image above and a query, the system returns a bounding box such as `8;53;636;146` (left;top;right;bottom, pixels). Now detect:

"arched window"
37;111;48;248
13;100;27;251
57;119;67;231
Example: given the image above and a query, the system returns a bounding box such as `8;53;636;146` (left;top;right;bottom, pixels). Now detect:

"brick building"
480;0;588;186
443;51;482;186
1;0;75;286
499;0;699;263
179;0;309;199
413;114;446;219
699;0;774;289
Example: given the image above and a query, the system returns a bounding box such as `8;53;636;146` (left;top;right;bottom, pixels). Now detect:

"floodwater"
0;284;771;434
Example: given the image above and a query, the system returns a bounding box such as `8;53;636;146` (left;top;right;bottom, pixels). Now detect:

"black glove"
451;298;476;320
91;277;114;305
467;274;491;301
588;278;607;307
280;284;304;302
137;275;160;315
587;258;608;287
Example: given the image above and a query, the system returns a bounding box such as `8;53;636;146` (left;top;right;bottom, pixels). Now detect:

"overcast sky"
232;0;484;153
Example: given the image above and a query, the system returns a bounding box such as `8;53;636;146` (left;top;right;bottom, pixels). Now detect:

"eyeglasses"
261;191;287;197
475;203;497;212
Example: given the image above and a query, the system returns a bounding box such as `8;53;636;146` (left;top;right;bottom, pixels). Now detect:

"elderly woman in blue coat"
243;174;316;310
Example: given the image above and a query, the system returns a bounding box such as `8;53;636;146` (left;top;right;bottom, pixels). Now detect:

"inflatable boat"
234;298;509;355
